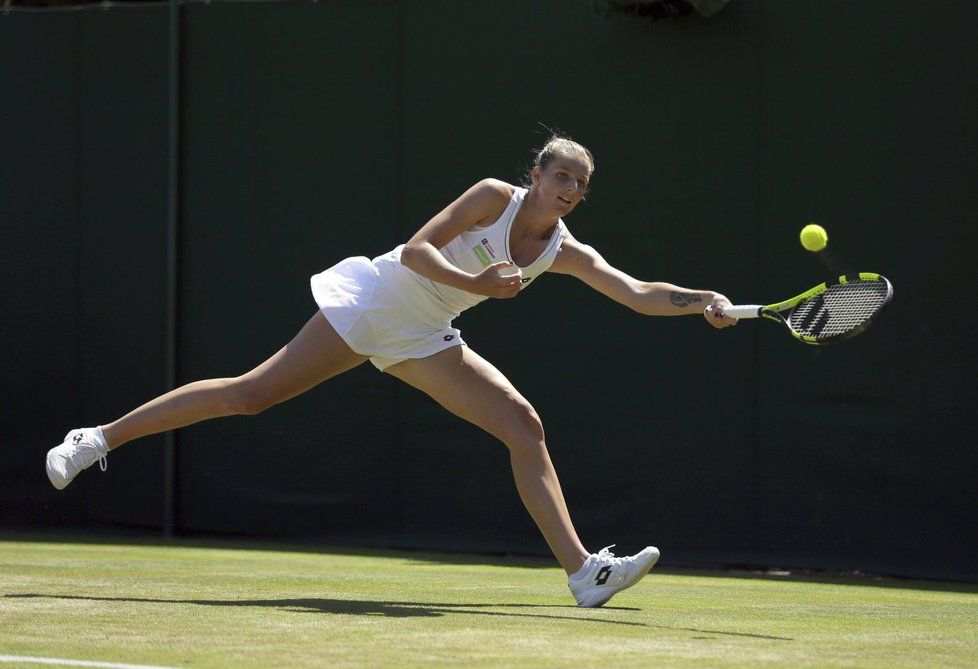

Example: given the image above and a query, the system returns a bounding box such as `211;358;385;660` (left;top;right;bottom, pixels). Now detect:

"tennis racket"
722;273;893;345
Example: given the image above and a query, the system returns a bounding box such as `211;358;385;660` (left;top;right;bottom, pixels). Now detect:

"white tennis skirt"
310;256;464;371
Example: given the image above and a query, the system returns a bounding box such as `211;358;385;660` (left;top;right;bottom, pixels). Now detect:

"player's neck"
517;189;560;238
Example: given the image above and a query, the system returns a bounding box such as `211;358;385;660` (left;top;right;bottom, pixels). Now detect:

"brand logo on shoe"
72;434;83;445
595;566;613;586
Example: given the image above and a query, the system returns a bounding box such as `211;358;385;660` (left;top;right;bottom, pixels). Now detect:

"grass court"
1;538;976;668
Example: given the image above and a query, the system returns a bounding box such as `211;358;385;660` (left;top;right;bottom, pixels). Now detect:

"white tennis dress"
310;186;567;370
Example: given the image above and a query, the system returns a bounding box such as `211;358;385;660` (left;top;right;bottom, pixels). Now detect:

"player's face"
534;157;591;216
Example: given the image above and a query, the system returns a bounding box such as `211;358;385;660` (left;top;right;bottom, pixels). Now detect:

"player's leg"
388;345;661;607
385;345;590;576
47;312;367;489
101;312;366;449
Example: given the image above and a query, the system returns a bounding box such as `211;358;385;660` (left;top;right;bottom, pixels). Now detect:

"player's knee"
226;378;275;416
500;401;546;453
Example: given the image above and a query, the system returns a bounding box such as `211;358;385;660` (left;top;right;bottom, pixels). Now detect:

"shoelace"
596;545;622;563
72;436;108;473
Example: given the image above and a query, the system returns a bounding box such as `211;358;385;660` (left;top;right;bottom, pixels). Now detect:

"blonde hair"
523;134;595;188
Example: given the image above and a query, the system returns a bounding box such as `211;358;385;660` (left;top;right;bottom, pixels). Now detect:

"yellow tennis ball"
800;224;828;252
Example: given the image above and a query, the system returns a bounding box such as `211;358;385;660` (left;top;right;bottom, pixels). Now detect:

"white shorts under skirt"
310;256;464;371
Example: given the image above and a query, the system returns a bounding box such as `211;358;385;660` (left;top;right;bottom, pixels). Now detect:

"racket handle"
722;304;763;319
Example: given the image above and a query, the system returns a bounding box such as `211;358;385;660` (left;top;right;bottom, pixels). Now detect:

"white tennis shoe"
46;427;109;490
568;544;660;607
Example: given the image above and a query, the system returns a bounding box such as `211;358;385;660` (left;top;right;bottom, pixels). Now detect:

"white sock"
569;554;596;580
92;426;109;452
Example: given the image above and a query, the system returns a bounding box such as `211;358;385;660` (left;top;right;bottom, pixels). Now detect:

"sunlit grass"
1;537;975;668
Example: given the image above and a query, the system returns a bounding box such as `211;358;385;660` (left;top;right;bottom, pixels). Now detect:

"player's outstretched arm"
549;233;736;328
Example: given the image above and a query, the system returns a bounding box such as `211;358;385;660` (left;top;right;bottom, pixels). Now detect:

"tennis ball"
800;224;828;252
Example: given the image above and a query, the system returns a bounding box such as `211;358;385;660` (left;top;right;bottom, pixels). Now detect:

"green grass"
1;537;976;668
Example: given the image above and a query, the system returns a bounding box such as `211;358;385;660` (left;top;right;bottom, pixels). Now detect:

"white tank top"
373;187;567;327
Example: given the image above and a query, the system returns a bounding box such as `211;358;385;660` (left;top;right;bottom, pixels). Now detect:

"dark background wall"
2;1;975;581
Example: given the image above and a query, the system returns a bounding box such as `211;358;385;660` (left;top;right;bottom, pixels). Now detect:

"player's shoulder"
551;229;598;274
455;179;516;222
471;178;517;203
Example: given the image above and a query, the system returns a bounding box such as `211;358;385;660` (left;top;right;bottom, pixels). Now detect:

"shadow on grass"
4;593;792;641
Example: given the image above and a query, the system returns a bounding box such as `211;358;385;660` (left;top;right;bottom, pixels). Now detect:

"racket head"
761;273;893;344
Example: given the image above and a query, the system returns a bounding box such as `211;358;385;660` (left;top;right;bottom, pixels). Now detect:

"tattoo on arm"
669;291;703;308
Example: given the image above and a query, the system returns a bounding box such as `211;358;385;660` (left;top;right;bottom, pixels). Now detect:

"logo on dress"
473;244;491;267
480;238;497;258
443;335;455;342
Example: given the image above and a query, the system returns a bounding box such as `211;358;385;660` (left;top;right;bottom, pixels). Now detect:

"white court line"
0;656;179;669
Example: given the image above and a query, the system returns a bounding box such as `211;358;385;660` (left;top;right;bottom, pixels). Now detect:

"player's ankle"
97;424;126;451
566;553;590;577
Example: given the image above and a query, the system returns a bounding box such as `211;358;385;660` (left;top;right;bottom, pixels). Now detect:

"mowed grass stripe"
1;539;975;668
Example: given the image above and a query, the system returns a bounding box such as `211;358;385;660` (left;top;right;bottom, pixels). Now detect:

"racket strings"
788;280;889;339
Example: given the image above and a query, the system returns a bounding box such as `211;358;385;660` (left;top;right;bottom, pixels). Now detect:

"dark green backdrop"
3;1;976;581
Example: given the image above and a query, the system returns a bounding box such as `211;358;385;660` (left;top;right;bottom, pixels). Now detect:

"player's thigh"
385;345;543;446
236;311;368;410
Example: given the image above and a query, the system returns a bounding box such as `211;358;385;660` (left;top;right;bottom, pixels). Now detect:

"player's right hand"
469;262;523;298
704;294;737;329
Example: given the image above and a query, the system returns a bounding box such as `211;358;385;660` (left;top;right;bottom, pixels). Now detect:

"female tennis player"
46;135;736;608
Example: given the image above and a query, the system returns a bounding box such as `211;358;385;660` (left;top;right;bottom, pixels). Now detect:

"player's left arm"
549;232;736;329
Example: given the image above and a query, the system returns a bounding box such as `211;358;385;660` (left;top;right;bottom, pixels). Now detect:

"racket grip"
722;304;763;319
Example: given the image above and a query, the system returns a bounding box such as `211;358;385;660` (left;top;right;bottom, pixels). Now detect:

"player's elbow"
400;243;425;272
